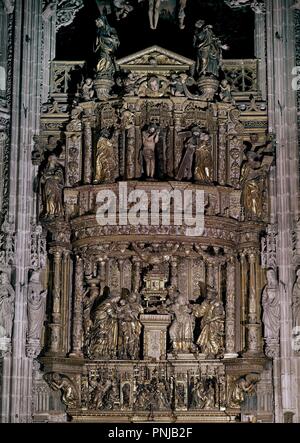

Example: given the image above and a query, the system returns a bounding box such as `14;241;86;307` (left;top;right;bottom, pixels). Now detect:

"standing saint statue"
193;20;228;79
0;271;15;339
169;291;195;353
292;268;300;327
176;126;202;181
87;292;120;359
117;293;143;359
94;128;116;183
194;132;213;183
95;16;120;80
240;150;268;220
193;287;225;357
40;154;64;218
262;269;280;341
141;124;160;179
26;271;47;357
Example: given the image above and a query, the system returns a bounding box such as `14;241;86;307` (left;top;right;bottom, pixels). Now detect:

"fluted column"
70;254;84;358
48;247;63;354
224;255;238;358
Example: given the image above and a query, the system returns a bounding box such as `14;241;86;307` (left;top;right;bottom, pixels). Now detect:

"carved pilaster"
244;249;263;356
48;247;62;354
170;256;178;289
83;119;92;184
224;256;238;357
132;256;141;293
70;254;84;358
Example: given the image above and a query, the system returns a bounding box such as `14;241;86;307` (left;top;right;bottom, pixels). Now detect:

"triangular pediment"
117;46;194;72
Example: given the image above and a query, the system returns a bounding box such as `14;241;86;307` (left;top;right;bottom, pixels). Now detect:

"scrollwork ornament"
56;0;84;31
224;0;265;14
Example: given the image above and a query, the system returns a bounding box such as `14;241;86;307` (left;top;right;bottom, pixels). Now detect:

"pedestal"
140;314;171;360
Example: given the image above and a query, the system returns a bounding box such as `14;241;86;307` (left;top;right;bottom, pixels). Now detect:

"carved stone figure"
147;0;162;30
178;0;187;30
117;293;143;359
121;383;131;409
292;268;300;327
0;271;15;339
193;287;225;357
229;373;260;408
169;72;188;96
40;154;64;218
113;0;134;20
193;20;228;78
95;16;120;80
194;132;213;183
190;377;206;408
94;128;116;183
134;381;152;410
87;292;120;359
91;378;113;409
81;78;95;101
262;269;280;340
141;124;160;178
44;372;78;407
169;292;195;353
176;126;202;181
219;79;234;103
138;75;168;97
240;150;268;220
26;271;47;357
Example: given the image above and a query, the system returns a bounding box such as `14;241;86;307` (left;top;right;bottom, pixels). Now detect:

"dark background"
56;0;254;67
